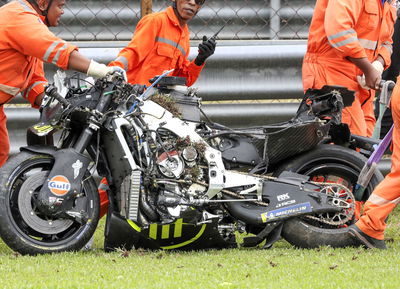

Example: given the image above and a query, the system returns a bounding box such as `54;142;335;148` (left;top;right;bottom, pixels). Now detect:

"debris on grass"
269;260;278;267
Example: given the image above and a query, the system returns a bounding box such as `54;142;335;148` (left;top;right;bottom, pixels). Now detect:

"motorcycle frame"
138;100;264;199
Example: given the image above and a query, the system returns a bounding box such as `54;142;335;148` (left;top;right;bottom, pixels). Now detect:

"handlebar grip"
45;85;69;106
380;80;395;91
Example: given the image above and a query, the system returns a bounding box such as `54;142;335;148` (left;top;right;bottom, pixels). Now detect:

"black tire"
0;151;100;255
274;144;384;248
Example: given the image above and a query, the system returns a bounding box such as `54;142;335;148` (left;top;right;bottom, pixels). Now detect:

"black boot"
348;224;387;249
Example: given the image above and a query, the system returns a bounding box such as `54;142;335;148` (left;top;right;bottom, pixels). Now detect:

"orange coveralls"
0;0;77;166
109;6;204;86
0;0;108;215
303;0;396;137
356;76;400;240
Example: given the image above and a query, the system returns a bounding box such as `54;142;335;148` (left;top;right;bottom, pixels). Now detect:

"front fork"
35;86;114;218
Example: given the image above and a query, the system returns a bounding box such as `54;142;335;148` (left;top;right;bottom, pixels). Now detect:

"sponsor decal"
72;160;83;179
275;199;296;208
32;124;54;134
277;193;290;202
261;202;312;222
48;196;64;206
48;175;71;196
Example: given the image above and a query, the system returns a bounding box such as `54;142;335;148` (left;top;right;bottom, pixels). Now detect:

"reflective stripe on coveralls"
0;84;20;97
155;36;187;56
22;81;47;99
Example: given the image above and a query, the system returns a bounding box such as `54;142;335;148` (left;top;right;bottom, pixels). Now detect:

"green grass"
0;209;399;289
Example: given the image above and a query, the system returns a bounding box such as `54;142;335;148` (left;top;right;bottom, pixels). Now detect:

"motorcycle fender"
21;145;58;156
37;148;91;214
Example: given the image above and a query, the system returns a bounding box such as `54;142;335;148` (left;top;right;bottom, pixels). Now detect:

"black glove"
195;35;216;66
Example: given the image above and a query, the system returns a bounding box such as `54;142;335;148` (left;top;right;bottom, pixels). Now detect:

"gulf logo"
48;175;71;196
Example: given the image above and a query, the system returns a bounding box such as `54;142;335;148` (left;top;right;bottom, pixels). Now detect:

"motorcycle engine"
152;133;208;222
117;116;236;243
156;144;201;176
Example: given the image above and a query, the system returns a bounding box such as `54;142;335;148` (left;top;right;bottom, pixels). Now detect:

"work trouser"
302;54;376;137
0;106;10;167
98;177;110;218
356;75;400;240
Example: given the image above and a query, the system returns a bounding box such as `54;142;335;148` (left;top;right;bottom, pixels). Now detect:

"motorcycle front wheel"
0;151;100;255
274;144;384;248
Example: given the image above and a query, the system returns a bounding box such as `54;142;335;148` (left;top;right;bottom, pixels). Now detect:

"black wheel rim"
298;162;358;189
6;156;94;247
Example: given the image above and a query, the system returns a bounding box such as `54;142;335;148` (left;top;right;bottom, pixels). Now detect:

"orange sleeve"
8;11;77;70
109;15;160;71
378;44;393;69
377;6;396;69
324;0;367;59
172;37;204;87
22;60;47;108
173;58;204;87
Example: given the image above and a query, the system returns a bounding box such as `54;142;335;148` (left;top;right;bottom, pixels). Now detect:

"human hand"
87;60;127;81
107;66;127;81
357;60;384;90
194;36;216;66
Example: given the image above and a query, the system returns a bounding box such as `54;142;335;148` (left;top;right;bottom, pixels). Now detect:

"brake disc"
17;171;73;235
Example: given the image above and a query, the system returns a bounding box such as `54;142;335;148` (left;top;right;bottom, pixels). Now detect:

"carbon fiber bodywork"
262;120;329;164
219;120;329;168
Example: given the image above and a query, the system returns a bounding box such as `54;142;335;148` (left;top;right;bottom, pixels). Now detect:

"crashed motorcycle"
0;72;383;254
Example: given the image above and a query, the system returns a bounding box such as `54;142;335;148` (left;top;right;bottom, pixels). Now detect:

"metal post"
270;0;281;40
141;0;153;18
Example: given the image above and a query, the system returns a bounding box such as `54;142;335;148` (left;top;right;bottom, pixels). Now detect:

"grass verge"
0;209;398;289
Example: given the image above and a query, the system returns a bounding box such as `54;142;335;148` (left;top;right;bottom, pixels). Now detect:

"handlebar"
44;85;70;107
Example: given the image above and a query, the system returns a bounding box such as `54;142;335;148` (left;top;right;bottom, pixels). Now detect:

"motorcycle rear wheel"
274;144;384;248
0;151;100;255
